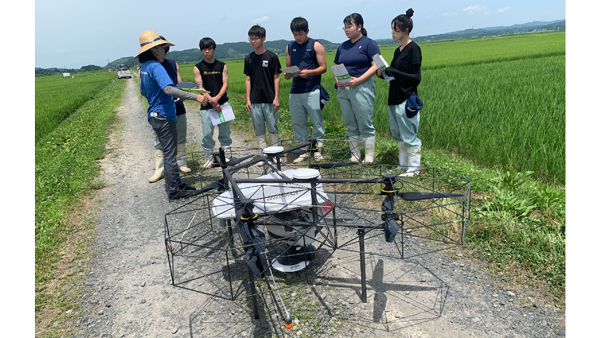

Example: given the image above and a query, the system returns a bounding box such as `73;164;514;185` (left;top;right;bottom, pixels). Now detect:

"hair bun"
406;8;414;17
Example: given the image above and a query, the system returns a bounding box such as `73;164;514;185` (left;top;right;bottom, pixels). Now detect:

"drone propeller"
397;192;463;201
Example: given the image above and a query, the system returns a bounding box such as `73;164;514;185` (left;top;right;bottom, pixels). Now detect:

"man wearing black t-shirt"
244;25;282;153
194;37;233;168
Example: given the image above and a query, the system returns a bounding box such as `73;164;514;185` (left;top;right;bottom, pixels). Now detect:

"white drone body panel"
212;169;327;220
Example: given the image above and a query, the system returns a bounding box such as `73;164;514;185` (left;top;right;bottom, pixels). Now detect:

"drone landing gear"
271;244;316;272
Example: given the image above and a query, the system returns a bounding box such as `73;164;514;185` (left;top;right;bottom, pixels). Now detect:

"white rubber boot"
202;149;215;169
148;149;165;183
364;136;375;164
397;141;408;171
176;143;192;173
256;135;268;151
401;144;421;177
314;139;324;161
348;136;362;163
221;146;231;163
270;133;279;147
256;135;268;167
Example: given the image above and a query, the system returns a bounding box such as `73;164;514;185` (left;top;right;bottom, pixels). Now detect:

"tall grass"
420;55;565;183
413;32;565;69
35;78;125;312
35;72;116;143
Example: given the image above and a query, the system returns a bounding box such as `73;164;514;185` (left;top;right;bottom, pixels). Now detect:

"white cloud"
497;7;510;13
462;5;485;14
442;12;457;17
253;16;269;24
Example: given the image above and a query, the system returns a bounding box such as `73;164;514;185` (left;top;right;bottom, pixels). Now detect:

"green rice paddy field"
180;31;566;184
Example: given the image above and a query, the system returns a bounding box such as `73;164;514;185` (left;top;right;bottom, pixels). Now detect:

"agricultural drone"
163;137;471;334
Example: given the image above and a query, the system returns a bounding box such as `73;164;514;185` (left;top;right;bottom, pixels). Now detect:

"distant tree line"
104;39;340;70
35;64;102;76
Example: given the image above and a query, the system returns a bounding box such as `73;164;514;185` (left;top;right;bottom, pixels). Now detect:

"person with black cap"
136;30;208;199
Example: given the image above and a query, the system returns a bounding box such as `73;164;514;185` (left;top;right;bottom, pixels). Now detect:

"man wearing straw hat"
136;31;208;200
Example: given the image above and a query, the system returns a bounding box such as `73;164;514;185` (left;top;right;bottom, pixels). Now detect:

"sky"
35;0;565;69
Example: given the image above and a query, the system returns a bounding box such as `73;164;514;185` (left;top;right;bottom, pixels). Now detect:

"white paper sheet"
329;64;351;84
281;66;301;74
372;54;394;82
209;102;235;126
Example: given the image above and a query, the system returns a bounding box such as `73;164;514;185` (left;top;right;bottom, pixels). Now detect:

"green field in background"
35;71;117;143
180;32;565;183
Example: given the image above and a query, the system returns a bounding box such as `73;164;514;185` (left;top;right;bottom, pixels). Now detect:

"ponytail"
344;13;367;37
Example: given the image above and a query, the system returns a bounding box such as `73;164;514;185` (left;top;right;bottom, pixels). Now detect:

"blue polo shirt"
140;60;176;121
333;36;380;78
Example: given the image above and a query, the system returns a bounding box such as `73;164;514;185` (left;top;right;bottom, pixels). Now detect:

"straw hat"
135;30;174;58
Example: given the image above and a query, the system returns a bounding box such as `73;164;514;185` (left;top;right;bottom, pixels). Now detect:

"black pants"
150;116;182;193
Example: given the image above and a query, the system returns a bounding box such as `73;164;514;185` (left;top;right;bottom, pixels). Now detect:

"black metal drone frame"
164;139;472;326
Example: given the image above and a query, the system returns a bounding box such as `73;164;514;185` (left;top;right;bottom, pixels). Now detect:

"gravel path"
74;78;565;338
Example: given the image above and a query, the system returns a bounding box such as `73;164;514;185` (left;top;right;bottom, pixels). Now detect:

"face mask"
152;46;166;60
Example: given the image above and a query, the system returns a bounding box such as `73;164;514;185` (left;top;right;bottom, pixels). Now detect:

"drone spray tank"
211;146;328;273
267;168;322;273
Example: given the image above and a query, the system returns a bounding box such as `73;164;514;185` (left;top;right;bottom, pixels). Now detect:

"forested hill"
106;39;340;70
377;19;565;45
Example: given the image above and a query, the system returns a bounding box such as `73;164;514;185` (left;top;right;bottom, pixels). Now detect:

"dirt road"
73;78;565;337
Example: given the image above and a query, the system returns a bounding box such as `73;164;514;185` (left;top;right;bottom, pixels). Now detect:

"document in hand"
372;54;388;69
372;54;394;82
209;102;235;126
281;66;301;74
329;64;351;84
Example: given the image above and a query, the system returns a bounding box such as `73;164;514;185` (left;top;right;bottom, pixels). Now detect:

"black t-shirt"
243;50;282;104
385;41;422;105
195;59;228;110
